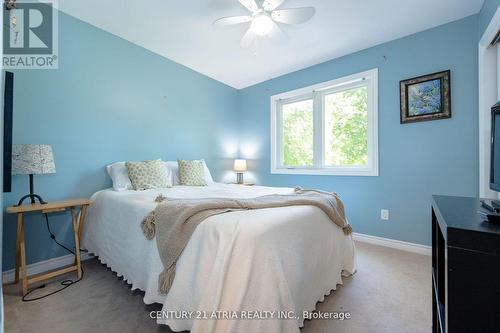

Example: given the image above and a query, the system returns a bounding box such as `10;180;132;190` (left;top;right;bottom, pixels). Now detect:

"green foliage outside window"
282;100;313;166
325;86;368;166
281;86;368;167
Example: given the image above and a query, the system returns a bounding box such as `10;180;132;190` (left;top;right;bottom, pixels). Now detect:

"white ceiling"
58;0;484;89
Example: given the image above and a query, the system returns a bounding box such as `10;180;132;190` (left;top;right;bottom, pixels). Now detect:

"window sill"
271;167;378;177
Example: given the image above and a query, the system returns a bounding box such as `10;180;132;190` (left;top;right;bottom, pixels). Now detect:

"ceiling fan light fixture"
250;14;273;36
216;1;316;48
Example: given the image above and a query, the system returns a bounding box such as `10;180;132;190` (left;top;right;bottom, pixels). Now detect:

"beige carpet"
3;241;431;333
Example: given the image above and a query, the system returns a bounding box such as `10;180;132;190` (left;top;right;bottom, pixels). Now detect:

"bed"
81;183;356;333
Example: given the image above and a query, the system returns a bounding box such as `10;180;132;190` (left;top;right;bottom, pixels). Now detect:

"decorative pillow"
165;159;214;185
106;161;133;191
126;159;172;190
178;159;207;186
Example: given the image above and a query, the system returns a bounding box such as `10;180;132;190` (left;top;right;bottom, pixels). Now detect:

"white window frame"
270;68;379;176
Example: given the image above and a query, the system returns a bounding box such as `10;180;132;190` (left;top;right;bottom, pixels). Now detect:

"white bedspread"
81;183;356;333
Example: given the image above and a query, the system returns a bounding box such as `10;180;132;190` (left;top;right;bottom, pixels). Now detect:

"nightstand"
229;183;255;186
6;199;92;296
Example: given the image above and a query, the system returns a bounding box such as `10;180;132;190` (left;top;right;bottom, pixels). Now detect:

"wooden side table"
6;198;92;296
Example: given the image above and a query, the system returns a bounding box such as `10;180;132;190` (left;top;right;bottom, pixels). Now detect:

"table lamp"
233;159;247;184
12;144;56;206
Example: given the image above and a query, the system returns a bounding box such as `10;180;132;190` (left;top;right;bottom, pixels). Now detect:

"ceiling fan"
214;0;316;48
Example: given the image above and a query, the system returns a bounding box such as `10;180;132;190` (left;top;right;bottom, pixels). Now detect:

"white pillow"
202;159;214;184
164;161;180;185
164;159;214;185
106;162;133;191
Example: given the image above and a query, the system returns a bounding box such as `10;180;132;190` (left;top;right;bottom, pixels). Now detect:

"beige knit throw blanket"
140;187;352;294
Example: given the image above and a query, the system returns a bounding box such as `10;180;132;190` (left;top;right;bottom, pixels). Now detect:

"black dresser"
432;195;500;333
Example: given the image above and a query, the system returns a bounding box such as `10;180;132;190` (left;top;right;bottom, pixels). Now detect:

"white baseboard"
2;253;94;284
352;232;431;256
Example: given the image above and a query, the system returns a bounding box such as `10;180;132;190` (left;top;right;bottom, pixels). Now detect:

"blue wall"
238;16;479;246
2;12;239;270
479;0;500;38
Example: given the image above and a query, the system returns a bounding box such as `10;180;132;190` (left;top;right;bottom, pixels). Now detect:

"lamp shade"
233;159;247;172
12;144;56;175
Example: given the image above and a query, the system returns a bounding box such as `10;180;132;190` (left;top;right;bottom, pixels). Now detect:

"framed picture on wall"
400;70;451;124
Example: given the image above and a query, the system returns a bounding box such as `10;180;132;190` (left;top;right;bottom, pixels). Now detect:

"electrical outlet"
381;209;389;221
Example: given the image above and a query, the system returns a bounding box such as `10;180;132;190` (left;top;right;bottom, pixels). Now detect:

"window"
271;69;378;176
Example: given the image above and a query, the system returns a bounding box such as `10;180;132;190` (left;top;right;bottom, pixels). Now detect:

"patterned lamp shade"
12;144;56;175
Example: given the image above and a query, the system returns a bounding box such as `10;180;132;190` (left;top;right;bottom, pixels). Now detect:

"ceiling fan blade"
238;0;259;13
213;15;252;27
271;7;316;24
262;0;285;11
268;20;287;41
240;28;256;48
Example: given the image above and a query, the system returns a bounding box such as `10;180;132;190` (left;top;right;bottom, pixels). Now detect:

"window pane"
282;99;314;167
324;86;368;166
